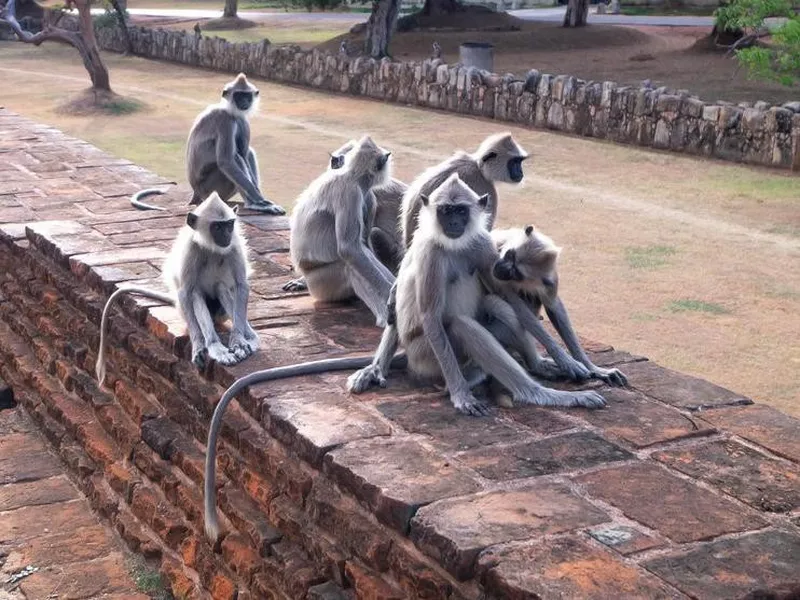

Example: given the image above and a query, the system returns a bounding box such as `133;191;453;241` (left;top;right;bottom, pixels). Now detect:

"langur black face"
330;154;345;169
375;152;391;172
493;248;524;281
437;204;472;239
507;156;525;183
232;90;256;112
210;219;236;248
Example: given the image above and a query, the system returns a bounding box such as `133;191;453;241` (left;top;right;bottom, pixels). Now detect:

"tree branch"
0;0;82;47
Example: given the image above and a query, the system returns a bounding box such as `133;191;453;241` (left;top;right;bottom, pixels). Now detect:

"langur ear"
481;151;498;163
525;225;534;236
186;212;199;229
222;89;230;98
542;276;555;288
478;194;489;209
254;89;260;96
420;194;429;207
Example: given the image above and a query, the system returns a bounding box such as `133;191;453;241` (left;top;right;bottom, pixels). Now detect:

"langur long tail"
203;353;408;543
96;287;174;387
130;188;170;211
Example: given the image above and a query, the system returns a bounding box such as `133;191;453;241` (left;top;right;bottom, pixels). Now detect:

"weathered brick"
76;421;120;466
378;397;527;452
0;497;98;541
105;461;140;503
324;437;481;533
655;439;800;513
411;483;610;580
588;524;664;555
624;361;752;410
344;560;405;600
218;487;282;555
221;532;261;583
268;393;391;466
115;509;163;559
114;379;162;423
59;444;98;480
577;462;766;542
141;416;182;460
0;433;64;484
460;431;634;480
97;403;139;451
576;386;715;447
645;530;800;599
70;246;166;278
308;581;350;600
699;404;800;464
479;536;682;599
0;474;78;511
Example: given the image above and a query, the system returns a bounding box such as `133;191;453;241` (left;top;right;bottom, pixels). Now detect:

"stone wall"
94;25;800;170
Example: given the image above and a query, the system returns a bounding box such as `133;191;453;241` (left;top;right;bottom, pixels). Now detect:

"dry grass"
0;43;798;416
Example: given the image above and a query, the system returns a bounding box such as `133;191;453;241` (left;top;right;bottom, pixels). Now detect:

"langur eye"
254;90;260;96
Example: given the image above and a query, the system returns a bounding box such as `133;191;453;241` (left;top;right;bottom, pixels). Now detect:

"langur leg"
195;169;237;204
545;299;627;386
482;295;562;379
216;283;257;363
181;289;238;367
305;263;354;303
448;316;606;409
345;262;392;328
348;282;400;393
236;148;286;215
246;148;260;187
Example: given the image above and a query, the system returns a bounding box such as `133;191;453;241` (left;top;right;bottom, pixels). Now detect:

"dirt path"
0;46;798;416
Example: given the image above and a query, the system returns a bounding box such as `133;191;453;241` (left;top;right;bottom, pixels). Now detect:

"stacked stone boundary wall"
93;25;800;170
2;111;800;600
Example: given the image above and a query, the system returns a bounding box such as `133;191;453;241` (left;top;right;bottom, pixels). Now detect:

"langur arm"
336;191;394;317
245;148;260;187
544;298;627;386
178;286;236;368
215;122;266;205
504;292;592;382
347;283;400;393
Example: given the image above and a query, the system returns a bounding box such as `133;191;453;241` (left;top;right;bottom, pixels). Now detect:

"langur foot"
192;347;208;370
554;357;592;382
242;199;286;215
282;278;308;293
451;390;493;417
347;364;386;394
591;366;627;387
207;342;239;366
527;357;565;380
229;332;256;361
515;387;606;409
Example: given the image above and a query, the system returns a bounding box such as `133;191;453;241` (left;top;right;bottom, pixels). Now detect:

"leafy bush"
714;0;800;86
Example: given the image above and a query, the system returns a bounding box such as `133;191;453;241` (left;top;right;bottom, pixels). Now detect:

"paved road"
95;6;715;27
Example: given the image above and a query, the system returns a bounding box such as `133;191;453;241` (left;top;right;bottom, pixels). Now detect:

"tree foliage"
714;0;800;85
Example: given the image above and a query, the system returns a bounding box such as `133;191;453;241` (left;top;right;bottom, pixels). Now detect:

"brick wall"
93;25;800;170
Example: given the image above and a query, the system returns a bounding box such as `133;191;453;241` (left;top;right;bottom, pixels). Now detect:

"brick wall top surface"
1;108;799;599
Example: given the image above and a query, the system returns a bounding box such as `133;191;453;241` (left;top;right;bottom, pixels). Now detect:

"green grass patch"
709;171;800;202
619;5;715;16
624;245;677;269
766;223;800;237
128;557;173;600
667;299;730;315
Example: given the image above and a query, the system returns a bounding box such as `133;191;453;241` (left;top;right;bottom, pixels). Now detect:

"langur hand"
229;332;254;362
346;364;387;394
553;355;592;382
591;366;627;387
450;389;493;417
282;278;308;293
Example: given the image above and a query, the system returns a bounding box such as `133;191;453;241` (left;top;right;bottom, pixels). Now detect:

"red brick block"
478;536;681;599
654;439;800;513
377;397;527;452
410;483;610;580
623;361;752;411
46;391;96;437
459;431;634;481
59;443;98;480
86;473;121;518
345;560;406;600
161;557;200;600
115;379;162;424
324;437;481;533
699;404;800;464
588;524;664;555
644;530;800;599
105;461;140;503
267;393;391;466
70;247;166;278
127;332;179;379
0;475;78;511
151;500;191;550
218;487;282;555
0;433;64;484
221;532;262;583
577;462;766;542
386;544;461;600
97;403;140;451
130;484;160;525
209;572;238;600
76;421;120;466
115;509;163;560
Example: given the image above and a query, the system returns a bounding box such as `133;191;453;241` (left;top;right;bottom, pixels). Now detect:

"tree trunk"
563;0;588;26
364;0;400;59
109;0;131;55
74;0;111;90
421;0;461;16
223;0;237;19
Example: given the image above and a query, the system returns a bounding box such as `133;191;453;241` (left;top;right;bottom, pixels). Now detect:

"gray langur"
400;132;528;248
96;193;260;386
490;226;628;386
287;135;396;326
282;140;408;293
129;73;285;215
347;173;606;416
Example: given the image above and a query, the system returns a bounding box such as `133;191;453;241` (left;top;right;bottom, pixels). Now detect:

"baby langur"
288;136;396;326
95;193;259;386
400;132;528;248
490;226;628;386
282;140;408;293
130;74;285;215
348;173;606;416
